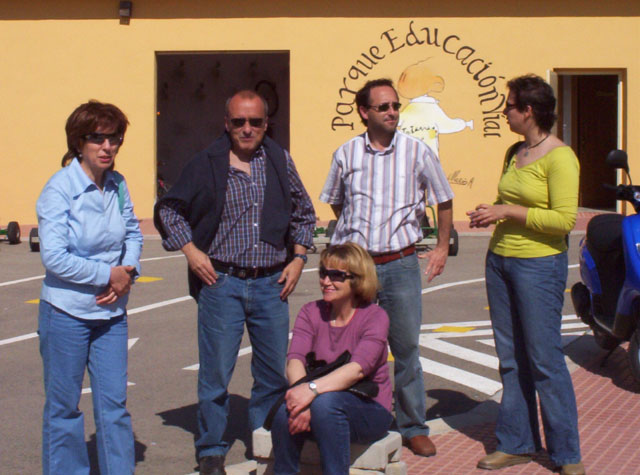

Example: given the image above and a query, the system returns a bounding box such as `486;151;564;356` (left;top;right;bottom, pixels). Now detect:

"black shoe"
199;455;226;475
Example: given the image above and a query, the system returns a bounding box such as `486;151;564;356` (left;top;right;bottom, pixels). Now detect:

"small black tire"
326;220;337;238
7;221;20;244
629;328;640;384
448;227;459;256
571;282;594;326
29;227;40;252
593;328;620;351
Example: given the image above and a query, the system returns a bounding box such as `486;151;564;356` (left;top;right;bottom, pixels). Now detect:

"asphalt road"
0;233;588;474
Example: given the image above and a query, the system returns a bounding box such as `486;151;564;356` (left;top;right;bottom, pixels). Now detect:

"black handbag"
263;350;378;430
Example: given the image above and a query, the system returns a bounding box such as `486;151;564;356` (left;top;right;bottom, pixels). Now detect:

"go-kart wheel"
7;221;20;244
629;328;640;384
29;227;40;252
593;328;619;351
448;227;459;256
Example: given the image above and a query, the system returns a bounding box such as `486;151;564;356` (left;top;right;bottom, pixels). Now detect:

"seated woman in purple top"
271;242;393;475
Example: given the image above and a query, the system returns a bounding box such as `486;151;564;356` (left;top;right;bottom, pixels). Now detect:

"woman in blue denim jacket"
36;101;143;475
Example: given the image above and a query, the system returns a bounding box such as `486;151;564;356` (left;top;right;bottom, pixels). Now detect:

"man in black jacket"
155;90;315;475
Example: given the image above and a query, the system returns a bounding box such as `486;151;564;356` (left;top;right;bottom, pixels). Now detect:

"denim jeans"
375;253;428;438
485;251;581;466
271;391;393;475
38;300;134;475
195;271;289;457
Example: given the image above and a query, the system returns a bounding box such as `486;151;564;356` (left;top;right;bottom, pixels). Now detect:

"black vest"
154;133;292;299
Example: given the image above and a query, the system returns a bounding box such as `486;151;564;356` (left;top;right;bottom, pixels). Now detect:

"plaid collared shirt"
158;147;315;267
319;131;454;254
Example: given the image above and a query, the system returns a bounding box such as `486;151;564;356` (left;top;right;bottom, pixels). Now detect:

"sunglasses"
84;133;123;146
319;266;354;283
229;117;265;128
503;102;518;112
367;102;402;113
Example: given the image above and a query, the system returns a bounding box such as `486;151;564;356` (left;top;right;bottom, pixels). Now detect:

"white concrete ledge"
253;428;405;474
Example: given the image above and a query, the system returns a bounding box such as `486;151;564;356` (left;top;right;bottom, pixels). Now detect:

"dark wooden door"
576;75;618;209
156;52;290;195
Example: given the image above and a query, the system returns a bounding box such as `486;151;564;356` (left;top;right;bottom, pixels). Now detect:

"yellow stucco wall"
1;2;638;229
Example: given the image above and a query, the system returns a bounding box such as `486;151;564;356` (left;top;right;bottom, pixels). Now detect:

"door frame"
549;68;627;212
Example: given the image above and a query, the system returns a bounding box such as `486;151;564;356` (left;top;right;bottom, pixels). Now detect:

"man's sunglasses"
84;133;123;146
367;102;402;113
319;266;354;283
229;117;265;128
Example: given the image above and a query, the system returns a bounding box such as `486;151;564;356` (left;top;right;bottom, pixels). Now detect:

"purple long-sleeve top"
287;300;393;412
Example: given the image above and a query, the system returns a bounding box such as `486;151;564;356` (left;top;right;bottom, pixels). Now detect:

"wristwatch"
293;253;308;264
308;381;319;396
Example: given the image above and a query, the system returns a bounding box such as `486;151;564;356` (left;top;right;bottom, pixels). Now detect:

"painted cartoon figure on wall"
398;59;473;157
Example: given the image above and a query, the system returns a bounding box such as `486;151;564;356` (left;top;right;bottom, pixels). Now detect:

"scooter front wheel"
629;329;640;384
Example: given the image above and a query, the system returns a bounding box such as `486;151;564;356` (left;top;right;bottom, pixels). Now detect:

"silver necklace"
523;134;549;157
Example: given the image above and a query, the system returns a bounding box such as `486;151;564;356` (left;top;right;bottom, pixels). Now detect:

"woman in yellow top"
468;75;584;475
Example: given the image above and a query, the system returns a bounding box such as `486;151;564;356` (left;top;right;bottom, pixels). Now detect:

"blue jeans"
38;300;134;475
196;271;289;457
271;392;393;475
375;253;427;439
485;251;581;466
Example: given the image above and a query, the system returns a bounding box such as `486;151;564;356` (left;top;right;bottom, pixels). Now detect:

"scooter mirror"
606;149;629;174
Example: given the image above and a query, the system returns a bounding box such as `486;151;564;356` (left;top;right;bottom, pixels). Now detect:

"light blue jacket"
37;158;143;319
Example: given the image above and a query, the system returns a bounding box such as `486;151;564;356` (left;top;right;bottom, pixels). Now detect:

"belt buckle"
237;268;247;279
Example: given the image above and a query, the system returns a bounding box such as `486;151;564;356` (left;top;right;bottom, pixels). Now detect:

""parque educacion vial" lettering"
331;21;504;139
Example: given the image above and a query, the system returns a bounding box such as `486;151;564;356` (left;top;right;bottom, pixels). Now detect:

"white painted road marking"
419;356;503;395
0;297;194;346
0;332;39;346
419;336;500;370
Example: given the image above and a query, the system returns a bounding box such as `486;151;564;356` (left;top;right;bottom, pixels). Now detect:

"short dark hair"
355;78;396;126
62;100;129;167
507;75;557;132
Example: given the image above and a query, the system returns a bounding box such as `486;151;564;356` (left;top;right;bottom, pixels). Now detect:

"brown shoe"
403;435;436;457
477;451;532;470
561;461;585;475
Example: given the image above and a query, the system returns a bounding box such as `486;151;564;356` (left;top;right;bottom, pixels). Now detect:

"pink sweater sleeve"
350;306;389;376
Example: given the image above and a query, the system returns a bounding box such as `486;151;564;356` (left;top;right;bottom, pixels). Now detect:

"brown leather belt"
370;245;416;265
211;260;285;279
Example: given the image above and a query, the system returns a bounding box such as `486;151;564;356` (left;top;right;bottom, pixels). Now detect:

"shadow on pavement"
156;394;253;461
565;334;640;393
426;388;484;421
582;344;640;394
86;432;147;474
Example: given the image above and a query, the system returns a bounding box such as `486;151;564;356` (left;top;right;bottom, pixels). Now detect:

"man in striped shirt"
154;90;315;475
320;78;454;458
